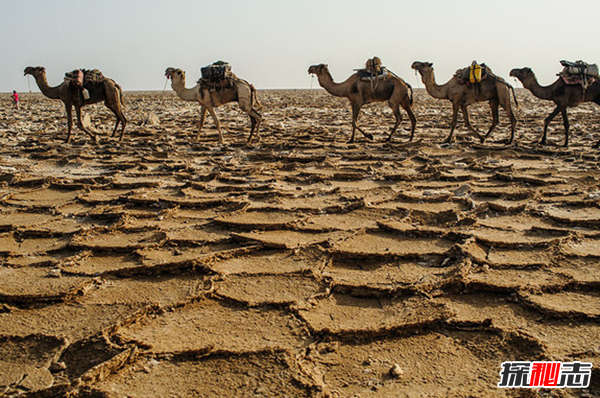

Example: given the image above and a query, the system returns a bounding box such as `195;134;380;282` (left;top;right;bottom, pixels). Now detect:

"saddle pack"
200;61;234;88
65;69;105;86
64;69;105;100
558;60;599;88
456;61;488;85
356;56;389;82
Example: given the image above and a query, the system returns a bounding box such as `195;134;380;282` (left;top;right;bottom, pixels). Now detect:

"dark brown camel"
308;64;417;143
24;66;127;143
510;67;600;147
411;61;518;144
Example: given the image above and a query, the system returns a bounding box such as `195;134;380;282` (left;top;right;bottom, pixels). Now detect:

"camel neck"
34;73;62;100
316;70;348;98
420;69;449;99
520;73;556;101
171;78;199;101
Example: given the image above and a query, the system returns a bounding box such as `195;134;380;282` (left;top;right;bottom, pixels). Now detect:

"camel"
411;61;517;144
509;67;600;147
23;66;126;143
307;64;417;143
164;67;262;144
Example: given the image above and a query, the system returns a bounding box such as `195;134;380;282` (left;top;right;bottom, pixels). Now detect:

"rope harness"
141;77;169;126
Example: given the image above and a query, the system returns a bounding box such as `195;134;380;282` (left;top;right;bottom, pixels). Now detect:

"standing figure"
11;90;19;110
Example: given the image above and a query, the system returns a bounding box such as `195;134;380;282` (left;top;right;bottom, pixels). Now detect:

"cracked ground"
1;89;600;397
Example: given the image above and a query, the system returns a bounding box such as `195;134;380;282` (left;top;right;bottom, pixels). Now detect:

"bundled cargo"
455;61;488;85
200;61;233;82
355;57;389;82
560;60;599;77
64;69;105;100
64;69;105;86
558;60;599;88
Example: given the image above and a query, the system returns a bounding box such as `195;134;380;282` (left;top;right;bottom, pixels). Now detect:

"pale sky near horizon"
1;0;599;93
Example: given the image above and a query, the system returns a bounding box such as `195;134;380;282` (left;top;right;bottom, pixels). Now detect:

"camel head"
509;67;533;82
165;67;185;81
308;64;329;75
411;61;433;75
24;66;45;77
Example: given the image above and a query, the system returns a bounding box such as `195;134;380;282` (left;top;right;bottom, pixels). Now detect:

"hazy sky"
2;0;600;92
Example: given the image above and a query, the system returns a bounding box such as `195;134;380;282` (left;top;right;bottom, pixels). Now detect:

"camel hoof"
366;133;374;141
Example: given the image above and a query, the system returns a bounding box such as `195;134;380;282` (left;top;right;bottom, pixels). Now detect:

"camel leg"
561;109;570;147
541;105;563;145
198;106;207;136
504;106;517;145
461;105;483;142
118;111;127;141
402;99;417;142
110;118;120;138
350;103;373;143
106;102;127;141
204;106;224;144
65;104;74;143
74;106;98;144
105;87;126;140
482;101;499;143
246;109;262;144
386;101;402;142
239;98;262;144
444;102;461;144
500;93;517;144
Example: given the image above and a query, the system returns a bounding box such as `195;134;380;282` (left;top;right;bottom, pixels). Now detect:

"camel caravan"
22;57;600;148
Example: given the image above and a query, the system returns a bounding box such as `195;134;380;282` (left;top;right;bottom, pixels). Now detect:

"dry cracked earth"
1;88;600;398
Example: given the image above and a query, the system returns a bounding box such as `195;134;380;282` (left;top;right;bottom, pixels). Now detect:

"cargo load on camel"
455;61;488;85
355;56;389;82
558;60;599;89
200;61;235;89
64;69;105;100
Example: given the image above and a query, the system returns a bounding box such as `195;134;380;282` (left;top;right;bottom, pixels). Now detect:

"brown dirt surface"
1;89;600;397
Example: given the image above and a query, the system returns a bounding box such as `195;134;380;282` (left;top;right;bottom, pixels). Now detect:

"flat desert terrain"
1;89;600;397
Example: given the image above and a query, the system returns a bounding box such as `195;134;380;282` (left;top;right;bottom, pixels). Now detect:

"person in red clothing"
11;90;19;110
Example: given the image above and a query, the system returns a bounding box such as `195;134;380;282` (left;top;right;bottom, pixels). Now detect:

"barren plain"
1;88;600;397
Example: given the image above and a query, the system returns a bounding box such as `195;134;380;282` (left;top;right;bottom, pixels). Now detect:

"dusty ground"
1;88;600;397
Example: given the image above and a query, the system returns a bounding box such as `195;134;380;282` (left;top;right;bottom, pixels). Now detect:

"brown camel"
23;66;127;143
411;61;517;144
307;64;417;143
164;67;262;144
510;67;600;148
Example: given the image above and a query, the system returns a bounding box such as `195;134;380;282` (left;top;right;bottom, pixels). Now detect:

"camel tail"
406;82;414;106
115;82;125;108
491;74;518;108
509;84;519;108
250;83;262;110
388;69;413;105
